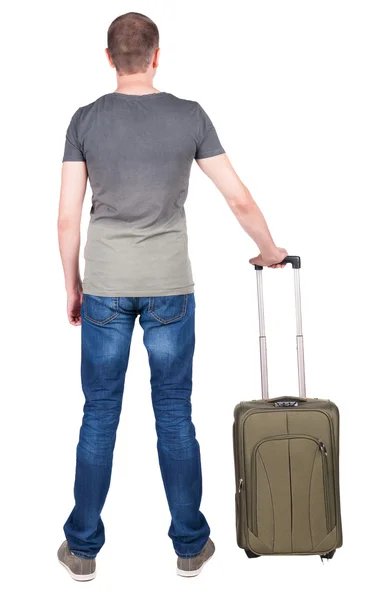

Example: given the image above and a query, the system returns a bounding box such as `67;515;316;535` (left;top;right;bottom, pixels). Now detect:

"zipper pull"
318;441;328;456
238;478;243;493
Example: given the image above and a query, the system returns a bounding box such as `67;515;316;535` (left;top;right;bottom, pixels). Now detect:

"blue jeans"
63;293;210;558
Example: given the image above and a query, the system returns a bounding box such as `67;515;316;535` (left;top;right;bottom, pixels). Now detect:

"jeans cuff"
176;551;201;558
70;550;97;559
175;542;207;559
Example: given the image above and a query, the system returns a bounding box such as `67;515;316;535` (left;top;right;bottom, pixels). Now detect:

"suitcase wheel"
245;549;260;559
320;550;336;560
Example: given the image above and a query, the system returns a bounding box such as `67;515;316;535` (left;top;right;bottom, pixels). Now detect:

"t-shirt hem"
62;157;86;162
82;284;195;298
195;148;225;160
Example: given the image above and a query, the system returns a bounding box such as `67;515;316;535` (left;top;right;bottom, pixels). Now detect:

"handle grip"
264;396;307;406
254;255;301;271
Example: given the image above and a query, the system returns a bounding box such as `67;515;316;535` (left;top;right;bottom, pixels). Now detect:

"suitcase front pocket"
250;434;333;553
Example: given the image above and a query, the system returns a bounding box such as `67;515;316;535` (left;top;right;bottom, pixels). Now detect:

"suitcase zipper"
319;442;331;532
250;434;332;537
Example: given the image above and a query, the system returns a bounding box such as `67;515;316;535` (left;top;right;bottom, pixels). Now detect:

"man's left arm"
58;161;87;325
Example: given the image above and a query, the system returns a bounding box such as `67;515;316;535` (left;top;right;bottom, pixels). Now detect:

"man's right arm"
196;153;287;268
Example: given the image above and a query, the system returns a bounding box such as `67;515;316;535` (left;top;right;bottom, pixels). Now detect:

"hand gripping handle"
254;255;301;270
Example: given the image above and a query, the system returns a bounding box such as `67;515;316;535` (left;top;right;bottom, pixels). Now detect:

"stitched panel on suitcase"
251;436;331;553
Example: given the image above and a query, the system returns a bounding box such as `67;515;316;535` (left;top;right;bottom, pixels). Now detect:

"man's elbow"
227;186;254;216
57;215;79;233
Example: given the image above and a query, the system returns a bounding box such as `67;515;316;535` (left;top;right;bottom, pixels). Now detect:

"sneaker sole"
176;551;214;578
58;559;96;582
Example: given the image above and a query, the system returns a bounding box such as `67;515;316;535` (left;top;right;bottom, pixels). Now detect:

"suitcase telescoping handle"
254;256;306;401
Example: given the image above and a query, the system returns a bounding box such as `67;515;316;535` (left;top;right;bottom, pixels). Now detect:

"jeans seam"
83;312;120;326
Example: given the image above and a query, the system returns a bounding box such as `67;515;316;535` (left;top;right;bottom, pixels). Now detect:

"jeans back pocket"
148;295;188;324
83;295;119;326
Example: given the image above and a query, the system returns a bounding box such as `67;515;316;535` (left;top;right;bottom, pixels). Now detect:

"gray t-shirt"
63;92;225;297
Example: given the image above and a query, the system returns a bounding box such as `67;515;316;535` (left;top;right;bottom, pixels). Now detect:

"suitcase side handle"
254;257;306;400
254;255;301;270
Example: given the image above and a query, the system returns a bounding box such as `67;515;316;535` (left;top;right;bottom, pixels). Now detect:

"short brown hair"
107;12;159;75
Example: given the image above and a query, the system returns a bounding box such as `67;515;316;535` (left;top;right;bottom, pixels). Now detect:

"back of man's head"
107;12;159;76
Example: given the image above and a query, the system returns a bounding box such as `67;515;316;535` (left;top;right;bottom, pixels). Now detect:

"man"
57;11;287;581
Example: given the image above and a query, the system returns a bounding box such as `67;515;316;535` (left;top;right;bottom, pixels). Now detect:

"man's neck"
114;72;159;96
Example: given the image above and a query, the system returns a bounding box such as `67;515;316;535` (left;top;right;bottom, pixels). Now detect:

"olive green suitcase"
233;257;342;559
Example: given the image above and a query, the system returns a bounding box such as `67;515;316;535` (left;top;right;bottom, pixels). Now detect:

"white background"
1;1;378;598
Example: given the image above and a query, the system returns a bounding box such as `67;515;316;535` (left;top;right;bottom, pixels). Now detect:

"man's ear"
105;48;115;68
152;47;160;69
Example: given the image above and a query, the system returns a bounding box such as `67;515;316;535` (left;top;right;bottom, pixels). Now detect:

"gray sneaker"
177;538;215;577
57;540;96;581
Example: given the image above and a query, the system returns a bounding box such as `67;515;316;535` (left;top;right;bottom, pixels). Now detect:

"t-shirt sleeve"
62;108;85;162
195;104;225;160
